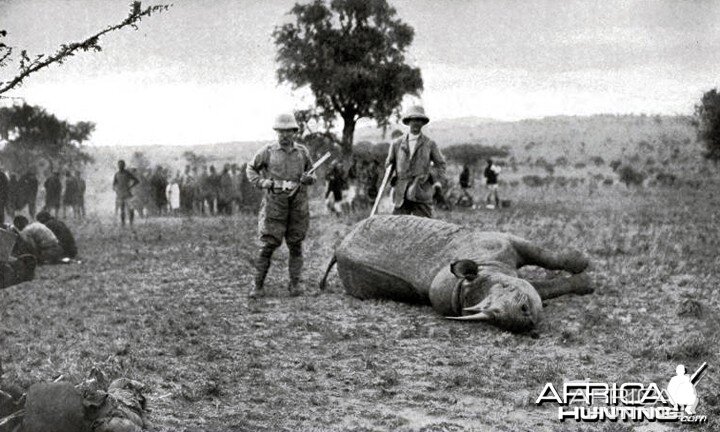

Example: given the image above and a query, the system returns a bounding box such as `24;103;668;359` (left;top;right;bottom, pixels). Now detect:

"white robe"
166;183;181;210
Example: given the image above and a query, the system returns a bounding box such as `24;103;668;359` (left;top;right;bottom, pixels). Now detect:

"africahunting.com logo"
536;363;708;424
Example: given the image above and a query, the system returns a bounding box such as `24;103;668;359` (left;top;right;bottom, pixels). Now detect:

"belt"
269;179;300;194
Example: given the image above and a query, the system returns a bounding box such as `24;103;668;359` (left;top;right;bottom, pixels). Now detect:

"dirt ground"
1;184;719;431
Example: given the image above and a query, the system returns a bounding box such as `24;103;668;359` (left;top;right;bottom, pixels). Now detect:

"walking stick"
370;165;393;217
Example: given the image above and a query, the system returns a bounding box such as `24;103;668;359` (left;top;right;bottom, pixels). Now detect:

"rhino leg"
528;273;593;301
508;235;589;274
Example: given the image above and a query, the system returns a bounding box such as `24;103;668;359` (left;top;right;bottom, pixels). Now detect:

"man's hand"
259;179;274;189
300;174;314;185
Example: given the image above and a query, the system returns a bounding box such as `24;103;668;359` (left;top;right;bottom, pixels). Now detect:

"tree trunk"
341;117;356;156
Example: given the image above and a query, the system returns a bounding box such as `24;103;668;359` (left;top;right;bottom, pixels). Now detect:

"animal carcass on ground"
320;215;593;333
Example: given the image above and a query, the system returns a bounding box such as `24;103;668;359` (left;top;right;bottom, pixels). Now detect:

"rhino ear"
450;260;479;280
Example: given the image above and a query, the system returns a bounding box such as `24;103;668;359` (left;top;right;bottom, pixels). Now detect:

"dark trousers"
392;200;432;218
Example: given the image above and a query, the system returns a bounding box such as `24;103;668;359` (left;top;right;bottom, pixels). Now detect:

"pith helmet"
401;105;430;125
273;113;300;131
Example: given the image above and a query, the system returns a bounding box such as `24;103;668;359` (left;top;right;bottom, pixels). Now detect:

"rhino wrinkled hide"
329;215;592;332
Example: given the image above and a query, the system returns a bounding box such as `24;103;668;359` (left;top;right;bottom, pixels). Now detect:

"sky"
1;0;718;146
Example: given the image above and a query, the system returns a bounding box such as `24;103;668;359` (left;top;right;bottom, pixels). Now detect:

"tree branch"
0;1;171;96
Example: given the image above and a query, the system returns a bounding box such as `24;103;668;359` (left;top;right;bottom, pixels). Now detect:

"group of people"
0;210;79;289
455;159;502;209
113;162;255;226
0;168;86;224
323;159;382;215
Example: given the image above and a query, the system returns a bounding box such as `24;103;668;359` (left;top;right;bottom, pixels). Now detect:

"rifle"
288;152;332;198
690;362;708;385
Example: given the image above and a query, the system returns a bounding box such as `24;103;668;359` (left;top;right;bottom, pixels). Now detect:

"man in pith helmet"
246;113;316;298
385;105;447;217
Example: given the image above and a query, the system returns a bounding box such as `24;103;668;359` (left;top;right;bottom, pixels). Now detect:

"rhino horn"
445;311;493;321
462;303;487;313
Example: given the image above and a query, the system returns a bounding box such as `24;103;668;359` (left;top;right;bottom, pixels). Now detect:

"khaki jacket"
385;133;446;207
246;142;313;190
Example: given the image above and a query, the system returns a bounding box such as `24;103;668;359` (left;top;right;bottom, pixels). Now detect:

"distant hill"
354;114;696;163
88;114;697;170
81;114;702;215
87;140;268;174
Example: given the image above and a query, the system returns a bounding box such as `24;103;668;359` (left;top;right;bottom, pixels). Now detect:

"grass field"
1;180;720;431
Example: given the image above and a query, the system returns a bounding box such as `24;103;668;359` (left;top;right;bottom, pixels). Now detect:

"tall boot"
287;242;303;296
251;244;275;299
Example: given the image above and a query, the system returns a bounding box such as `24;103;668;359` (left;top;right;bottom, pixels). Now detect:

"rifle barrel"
690;362;708;385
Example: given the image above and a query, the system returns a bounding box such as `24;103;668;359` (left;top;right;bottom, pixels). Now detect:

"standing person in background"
366;160;380;203
198;166;210;215
75;171;86;220
44;170;62;218
191;166;203;214
246;112;316;298
0;166;8;223
150;166;168;215
230;164;243;213
457;164;474;207
207;165;220;215
167;172;181;215
62;171;79;220
20;169;39;218
113;160;139;227
7;173;20;219
324;160;345;215
385;105;447;218
484;158;501;209
218;164;234;215
180;165;194;215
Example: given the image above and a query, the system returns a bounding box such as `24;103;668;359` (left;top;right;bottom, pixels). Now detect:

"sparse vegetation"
617;165;646;187
2;113;718;430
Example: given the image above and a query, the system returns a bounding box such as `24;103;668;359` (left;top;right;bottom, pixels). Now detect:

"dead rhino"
320;215;593;332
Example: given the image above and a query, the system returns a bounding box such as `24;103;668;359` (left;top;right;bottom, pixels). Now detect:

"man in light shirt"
385;105;447;218
13;215;64;264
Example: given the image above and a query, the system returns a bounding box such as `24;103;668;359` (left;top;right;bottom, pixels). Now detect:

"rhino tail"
318;255;337;291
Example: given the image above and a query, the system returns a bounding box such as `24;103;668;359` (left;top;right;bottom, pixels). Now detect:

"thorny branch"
0;1;171;96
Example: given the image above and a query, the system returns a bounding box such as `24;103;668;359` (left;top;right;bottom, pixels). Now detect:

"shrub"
521;175;545;187
617;165;646;187
443;143;508;165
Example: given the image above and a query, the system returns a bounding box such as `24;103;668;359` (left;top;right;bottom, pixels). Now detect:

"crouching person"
13;215;64;264
36;211;78;259
246;113;315;298
0;227;36;289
